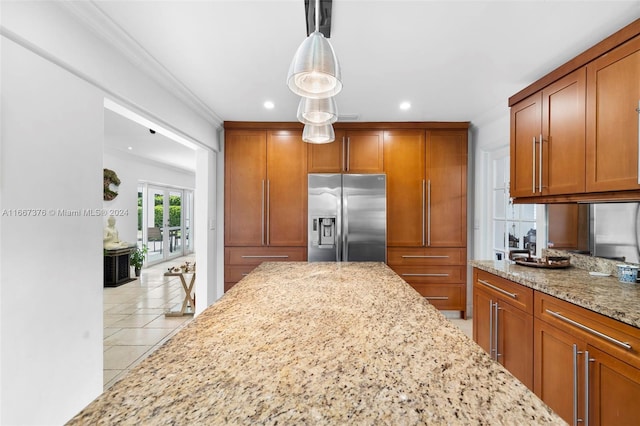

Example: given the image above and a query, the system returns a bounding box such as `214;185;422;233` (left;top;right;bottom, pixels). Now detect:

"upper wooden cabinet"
586;34;640;192
308;130;384;173
509;19;640;203
383;129;467;248
510;68;586;198
225;129;307;247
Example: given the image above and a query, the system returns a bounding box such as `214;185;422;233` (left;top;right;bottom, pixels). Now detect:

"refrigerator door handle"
343;187;349;261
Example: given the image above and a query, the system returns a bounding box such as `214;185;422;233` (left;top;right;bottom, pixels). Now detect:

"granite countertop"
68;262;564;425
470;254;640;329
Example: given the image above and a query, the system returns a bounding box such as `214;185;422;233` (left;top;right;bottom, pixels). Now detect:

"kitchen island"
68;262;563;424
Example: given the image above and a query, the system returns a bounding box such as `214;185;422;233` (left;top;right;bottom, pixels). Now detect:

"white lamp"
302;123;335;144
286;0;342;99
297;97;338;125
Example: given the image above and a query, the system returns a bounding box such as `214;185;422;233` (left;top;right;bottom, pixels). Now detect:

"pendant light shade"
302;123;335;144
297;96;338;125
287;31;342;99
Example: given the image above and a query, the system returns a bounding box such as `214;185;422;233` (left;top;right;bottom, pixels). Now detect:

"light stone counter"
470;256;640;329
68;262;564;425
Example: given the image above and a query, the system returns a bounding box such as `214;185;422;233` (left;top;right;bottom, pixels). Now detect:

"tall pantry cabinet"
224;127;308;291
384;128;468;318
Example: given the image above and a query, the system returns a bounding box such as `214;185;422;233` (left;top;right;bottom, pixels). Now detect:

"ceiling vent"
337;114;360;122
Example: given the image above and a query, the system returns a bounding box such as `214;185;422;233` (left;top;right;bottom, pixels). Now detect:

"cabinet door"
426;130;467;247
542;68;586;195
224;130;267;246
473;284;493;355
498;301;534;389
586;35;640;192
588;345;640;426
307;130;344;173
266;131;307;246
534;318;584;425
345;130;384;173
510;94;542;198
383;130;425;246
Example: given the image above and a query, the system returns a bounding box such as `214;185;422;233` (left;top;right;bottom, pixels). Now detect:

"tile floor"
103;260;474;390
103;256;195;390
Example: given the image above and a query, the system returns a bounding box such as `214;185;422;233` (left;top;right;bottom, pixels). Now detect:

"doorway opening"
138;183;194;265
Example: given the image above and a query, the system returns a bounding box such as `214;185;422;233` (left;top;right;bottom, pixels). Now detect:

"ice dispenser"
311;216;336;248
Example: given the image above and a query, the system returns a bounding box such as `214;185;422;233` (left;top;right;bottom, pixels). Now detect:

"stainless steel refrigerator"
590;202;640;264
308;173;386;262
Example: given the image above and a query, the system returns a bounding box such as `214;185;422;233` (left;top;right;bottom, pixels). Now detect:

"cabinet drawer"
474;269;533;314
391;265;465;283
535;292;640;369
225;247;307;265
224;265;257;283
387;247;466;266
409;283;465;310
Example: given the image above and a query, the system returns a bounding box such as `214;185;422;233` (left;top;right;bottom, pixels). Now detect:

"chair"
147;227;163;252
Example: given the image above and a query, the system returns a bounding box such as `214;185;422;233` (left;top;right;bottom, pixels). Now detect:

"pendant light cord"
315;0;320;33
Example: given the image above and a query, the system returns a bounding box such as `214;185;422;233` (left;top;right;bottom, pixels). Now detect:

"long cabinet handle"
637;100;640;185
422;179;426;247
494;302;501;359
477;279;518;299
427;179;431;246
346;137;350;172
266;180;270;245
261;180;265;246
241;255;290;258
425;296;449;300
539;133;543;193
585;350;593;426
532;136;536;194
401;255;450;259
546;310;632;350
489;299;494;359
402;273;449;277
342;136;346;172
573;344;580;426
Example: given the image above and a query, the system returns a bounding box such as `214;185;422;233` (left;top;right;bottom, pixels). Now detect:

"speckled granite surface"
470;254;640;329
68;262;563;425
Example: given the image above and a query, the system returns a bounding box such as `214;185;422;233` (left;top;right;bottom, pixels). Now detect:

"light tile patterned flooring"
103;256;195;390
103;259;473;390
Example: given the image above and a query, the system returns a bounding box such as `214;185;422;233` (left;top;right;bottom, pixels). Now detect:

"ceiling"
90;1;640;169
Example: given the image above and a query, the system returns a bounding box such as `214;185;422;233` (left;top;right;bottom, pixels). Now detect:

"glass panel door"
146;186;166;264
167;190;183;259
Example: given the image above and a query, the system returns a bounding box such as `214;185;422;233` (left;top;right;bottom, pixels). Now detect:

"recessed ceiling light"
400;102;411;110
127;146;133;150
264;101;275;110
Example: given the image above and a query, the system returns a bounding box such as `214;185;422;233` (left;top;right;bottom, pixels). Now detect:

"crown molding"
58;1;223;128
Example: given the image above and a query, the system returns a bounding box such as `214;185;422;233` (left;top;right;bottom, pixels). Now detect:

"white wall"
103;149;196;246
1;2;220;424
1;38;104;425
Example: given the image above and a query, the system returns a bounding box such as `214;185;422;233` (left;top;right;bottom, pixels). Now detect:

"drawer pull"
425;296;449;300
241;273;249;276
401;255;450;259
402;273;449;277
477;279;517;299
546;310;632;350
241;255;290;259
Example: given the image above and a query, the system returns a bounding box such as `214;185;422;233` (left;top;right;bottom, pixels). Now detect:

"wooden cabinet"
547;204;589;251
534;292;640;425
509;20;640;202
384;129;467;317
586;34;640;192
510;68;586;198
224;247;307;292
472;269;534;388
308;130;384;173
224;128;308;289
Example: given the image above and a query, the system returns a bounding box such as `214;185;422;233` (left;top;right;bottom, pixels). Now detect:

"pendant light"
287;0;342;99
302;123;335;144
297;96;338;125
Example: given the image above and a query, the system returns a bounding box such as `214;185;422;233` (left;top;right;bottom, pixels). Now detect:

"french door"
139;184;193;265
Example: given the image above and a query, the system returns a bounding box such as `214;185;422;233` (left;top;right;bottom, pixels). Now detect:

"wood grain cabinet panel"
586;34;640;192
473;269;534;388
307;130;384;173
